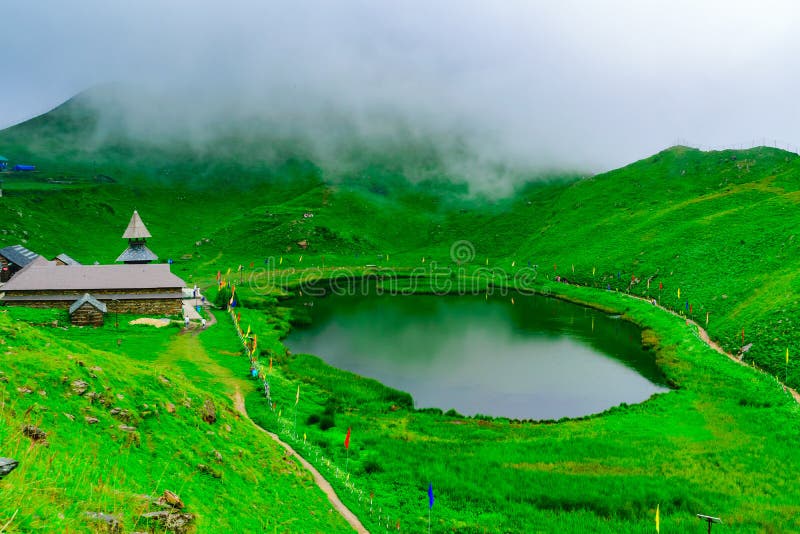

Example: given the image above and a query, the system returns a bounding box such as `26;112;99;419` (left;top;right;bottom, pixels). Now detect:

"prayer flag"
655;503;660;533
428;482;434;509
344;427;351;450
295;385;300;405
269;357;273;373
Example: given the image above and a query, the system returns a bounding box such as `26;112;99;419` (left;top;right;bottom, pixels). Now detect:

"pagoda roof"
116;243;158;263
122;210;152;239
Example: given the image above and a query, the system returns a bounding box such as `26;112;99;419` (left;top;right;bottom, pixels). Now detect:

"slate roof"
116;243;158;263
55;253;81;266
121;210;152;239
69;293;107;314
0;245;39;267
1;263;185;291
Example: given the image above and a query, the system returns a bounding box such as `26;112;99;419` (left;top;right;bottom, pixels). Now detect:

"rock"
159;489;184;509
116;393;124;400
159;375;171;385
118;425;137;432
91;366;103;372
85;416;99;424
84;511;122;533
17;386;33;395
70;380;89;396
38;390;47;397
212;450;223;463
164;512;195;533
0;457;19;479
110;408;131;421
197;463;222;478
142;511;195;534
22;425;47;441
201;398;216;424
63;413;75;422
165;402;176;414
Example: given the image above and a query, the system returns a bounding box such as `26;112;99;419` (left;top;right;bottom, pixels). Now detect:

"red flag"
216;270;221;281
249;261;254;268
344;427;351;450
742;328;745;343
659;282;663;290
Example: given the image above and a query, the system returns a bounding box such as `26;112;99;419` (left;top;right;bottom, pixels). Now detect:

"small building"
0;244;39;282
13;165;35;172
69;293;107;326
0;259;186;315
53;253;81;266
116;210;158;264
0;156;7;170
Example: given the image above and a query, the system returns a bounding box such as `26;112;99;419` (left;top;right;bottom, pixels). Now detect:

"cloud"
2;0;800;192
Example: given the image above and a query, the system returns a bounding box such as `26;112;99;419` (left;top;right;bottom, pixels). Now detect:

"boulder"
84;511;122;533
201;399;216;424
85;416;99;424
159;489;184;509
118;425;137;432
0;457;19;479
165;402;176;414
142;511;195;534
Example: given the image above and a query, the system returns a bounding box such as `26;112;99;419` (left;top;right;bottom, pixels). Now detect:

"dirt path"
160;330;367;533
617;290;800;403
233;389;369;534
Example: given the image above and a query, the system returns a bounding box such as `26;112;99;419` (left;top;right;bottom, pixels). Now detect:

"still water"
285;290;669;420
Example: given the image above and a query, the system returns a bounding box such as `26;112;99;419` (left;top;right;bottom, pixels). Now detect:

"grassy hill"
0;308;350;532
3;90;800;531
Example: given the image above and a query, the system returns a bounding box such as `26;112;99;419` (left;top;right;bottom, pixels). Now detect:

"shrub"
319;413;335;431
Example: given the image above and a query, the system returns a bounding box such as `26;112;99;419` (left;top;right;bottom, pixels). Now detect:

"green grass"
0;310;351;532
3;90;800;531
245;278;800;532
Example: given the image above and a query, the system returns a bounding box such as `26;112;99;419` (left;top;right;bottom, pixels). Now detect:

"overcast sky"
2;0;799;174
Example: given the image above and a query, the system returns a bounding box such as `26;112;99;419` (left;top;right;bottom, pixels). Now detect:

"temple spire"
117;210;158;264
121;210;152;239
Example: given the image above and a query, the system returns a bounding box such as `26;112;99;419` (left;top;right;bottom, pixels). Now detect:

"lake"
285;289;669;420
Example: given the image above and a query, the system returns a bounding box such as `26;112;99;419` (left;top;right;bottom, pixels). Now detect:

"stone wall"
5;297;182;316
70;304;104;326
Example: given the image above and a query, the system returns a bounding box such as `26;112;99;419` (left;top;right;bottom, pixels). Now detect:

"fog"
2;1;800;190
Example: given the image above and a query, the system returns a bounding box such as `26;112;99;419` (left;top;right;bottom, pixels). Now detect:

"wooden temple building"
0;211;186;318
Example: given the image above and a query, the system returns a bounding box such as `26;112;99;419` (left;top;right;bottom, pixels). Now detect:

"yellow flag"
592;266;596;276
279;256;283;265
512;261;516;267
422;257;425;263
245;325;250;338
677;288;681;299
269;357;273;374
486;258;489;265
295;385;300;405
303;432;307;443
299;255;303;263
571;264;575;273
278;409;282;418
511;297;515;305
226;267;231;276
655;503;660;533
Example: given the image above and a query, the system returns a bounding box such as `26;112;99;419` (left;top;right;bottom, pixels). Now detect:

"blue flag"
685;300;689;311
428;482;434;509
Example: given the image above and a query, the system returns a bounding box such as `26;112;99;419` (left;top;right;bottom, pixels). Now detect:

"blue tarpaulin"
13;164;35;171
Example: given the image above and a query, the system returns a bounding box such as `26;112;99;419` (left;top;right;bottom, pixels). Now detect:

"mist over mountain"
2;1;800;193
